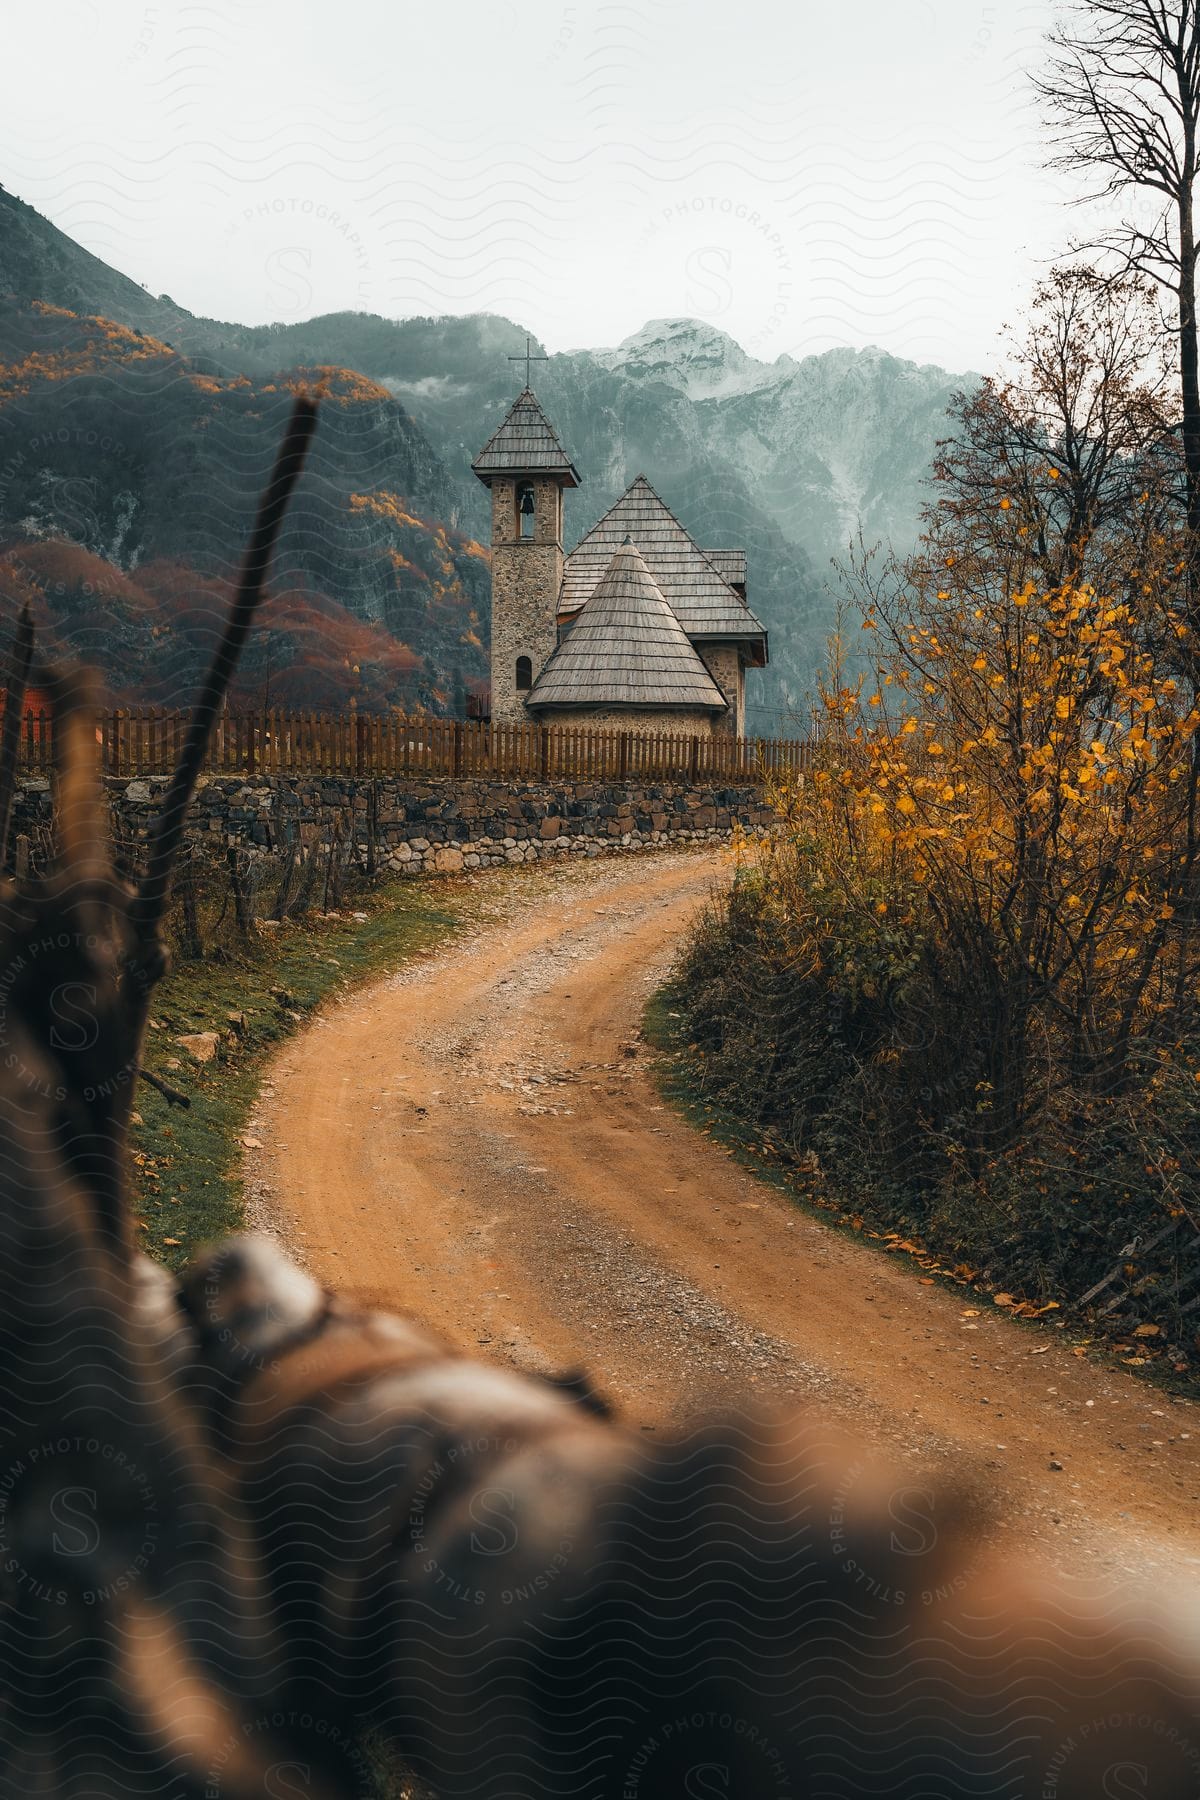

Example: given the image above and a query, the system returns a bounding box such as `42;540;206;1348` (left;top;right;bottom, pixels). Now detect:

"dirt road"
246;851;1200;1583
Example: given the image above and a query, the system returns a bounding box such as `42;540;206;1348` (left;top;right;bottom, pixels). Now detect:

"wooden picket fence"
11;708;814;785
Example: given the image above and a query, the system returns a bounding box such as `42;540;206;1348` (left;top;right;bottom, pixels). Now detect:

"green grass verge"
132;887;464;1272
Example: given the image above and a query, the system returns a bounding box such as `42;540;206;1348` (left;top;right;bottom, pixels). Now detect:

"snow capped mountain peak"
592;317;785;400
617;317;743;360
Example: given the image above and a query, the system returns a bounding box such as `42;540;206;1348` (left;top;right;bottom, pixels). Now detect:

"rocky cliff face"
592;318;785;401
581;319;970;561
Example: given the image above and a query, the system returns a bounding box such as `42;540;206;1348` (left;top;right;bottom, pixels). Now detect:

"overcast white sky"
4;0;1097;374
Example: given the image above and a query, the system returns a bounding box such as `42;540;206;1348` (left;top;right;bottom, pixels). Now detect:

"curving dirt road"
245;850;1200;1584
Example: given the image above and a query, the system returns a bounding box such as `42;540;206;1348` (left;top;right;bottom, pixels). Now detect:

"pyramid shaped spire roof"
527;538;727;713
471;387;580;485
561;475;765;643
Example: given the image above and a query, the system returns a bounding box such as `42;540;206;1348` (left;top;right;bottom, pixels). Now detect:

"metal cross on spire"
508;335;549;389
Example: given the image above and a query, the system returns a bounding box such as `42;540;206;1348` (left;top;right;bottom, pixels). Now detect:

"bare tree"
929;267;1180;595
1037;2;1200;547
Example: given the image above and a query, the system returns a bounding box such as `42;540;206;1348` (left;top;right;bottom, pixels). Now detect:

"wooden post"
452;719;463;778
689;734;700;782
355;713;366;778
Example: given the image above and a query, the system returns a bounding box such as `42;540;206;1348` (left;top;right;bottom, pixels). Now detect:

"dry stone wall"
12;773;775;879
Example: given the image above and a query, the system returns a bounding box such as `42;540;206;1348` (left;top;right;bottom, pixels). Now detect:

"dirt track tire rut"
244;851;1200;1586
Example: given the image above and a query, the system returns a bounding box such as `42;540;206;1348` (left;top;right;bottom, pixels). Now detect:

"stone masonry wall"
12;773;775;879
488;475;564;725
697;643;745;738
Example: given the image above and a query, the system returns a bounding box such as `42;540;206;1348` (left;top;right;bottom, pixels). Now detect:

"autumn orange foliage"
0;308;174;400
266;366;392;406
673;276;1200;1336
0;543;426;712
676;563;1200;1325
804;565;1200;1113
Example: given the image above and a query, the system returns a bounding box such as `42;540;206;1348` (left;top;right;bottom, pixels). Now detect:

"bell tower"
472;379;580;725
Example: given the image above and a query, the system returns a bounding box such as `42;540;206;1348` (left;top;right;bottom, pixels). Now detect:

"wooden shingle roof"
471;387;581;486
560;476;765;643
527;538;728;713
705;548;747;589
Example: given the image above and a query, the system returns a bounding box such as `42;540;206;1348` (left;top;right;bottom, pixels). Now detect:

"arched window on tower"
517;482;536;539
515;655;533;691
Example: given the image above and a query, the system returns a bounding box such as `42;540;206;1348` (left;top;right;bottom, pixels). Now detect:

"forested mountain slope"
0;187;972;721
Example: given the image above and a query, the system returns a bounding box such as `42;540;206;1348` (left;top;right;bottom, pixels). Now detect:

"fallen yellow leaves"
993;1292;1061;1319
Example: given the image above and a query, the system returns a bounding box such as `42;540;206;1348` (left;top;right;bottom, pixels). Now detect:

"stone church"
472;387;767;736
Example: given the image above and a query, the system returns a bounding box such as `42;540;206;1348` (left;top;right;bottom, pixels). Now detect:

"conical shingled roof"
527;538;727;713
561;475;765;642
471;387;581;485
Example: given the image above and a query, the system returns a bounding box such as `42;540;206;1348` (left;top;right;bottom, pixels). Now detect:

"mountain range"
0;185;974;727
